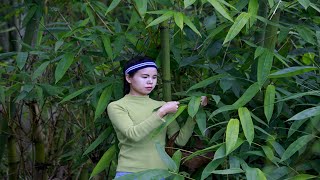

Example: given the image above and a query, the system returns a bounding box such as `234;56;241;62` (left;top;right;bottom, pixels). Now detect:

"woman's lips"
146;87;153;90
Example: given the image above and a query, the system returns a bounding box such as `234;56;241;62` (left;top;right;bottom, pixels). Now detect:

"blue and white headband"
125;60;158;75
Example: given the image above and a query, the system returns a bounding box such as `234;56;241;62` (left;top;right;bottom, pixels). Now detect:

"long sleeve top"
107;94;196;172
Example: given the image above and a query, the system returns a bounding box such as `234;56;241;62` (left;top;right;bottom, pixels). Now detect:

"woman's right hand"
157;101;179;118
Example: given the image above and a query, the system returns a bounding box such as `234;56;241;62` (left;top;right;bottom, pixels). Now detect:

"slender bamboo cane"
160;21;172;101
8;135;19;180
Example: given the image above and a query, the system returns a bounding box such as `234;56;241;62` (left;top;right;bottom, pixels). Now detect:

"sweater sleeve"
167;117;196;146
107;102;164;142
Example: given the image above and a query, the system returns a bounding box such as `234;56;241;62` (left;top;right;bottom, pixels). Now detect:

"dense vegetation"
0;0;319;179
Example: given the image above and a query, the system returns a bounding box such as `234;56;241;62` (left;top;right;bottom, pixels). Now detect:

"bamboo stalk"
8;135;19;180
160;21;172;101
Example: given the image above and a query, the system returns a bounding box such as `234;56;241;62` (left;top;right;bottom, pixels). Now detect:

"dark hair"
123;56;156;95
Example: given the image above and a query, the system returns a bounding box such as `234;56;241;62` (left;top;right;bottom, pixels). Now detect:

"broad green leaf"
184;0;196;8
155;142;177;172
261;145;279;165
174;12;184;30
288;119;308;138
302;53;315;65
54;40;64;52
151;105;187;138
254;126;274;139
212;168;244;174
94;85;113;120
196;108;207;136
207;0;233;22
60;86;94;104
268;0;274;8
105;0;121;14
257;48;274;87
296;26;316;45
298;0;310;9
238;107;254;145
0;86;5;104
90;144;116;178
226;119;239;155
201;158;225;180
288;106;320;121
248;0;258;27
172;150;182;172
278;91;320;102
146;11;173;28
269;66;317;78
40;84;64;96
83;126;112;156
184;143;222;161
183;15;201;37
246;167;267;180
102;35;113;60
187;74;227;92
280;135;314;162
32;61;50;80
269;140;285;157
209;82;260;119
188;96;201;118
264;85;275;123
310;3;320;13
16;52;28;70
22;5;38;26
55;53;74;84
133;0;147;18
223;12;250;44
254;46;265;59
285;174;317;180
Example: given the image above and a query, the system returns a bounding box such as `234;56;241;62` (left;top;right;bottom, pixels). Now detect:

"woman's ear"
125;75;131;83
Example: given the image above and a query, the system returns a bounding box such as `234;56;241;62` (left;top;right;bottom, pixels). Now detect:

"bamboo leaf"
223;12;250;45
155;142;177;172
174;12;184;30
261;145;279;165
284;174;317;180
264;85;275;123
248;0;258;27
60;86;94;104
207;0;233;22
183;15;201;37
269;66;317;78
94;85;113;120
212;168;244;174
32;61;50;80
226;119;239;155
85;4;95;26
201;158;225;180
151;105;187;137
16;52;28;70
133;0;147;18
279;91;320;102
55;53;74;84
238;107;254;145
188;96;201;118
185;143;222;162
184;0;196;8
257;48;274;87
172;150;182;172
90;144;116;178
105;0;121;14
296;26;316;45
54;40;64;52
83;126;112;156
288;106;320;121
246;167;267;180
280;135;314;162
102;35;113;60
298;0;310;9
310;3;320;13
288;119;308;138
146;11;173;28
196;108;207;136
187;74;227;92
22;5;38;26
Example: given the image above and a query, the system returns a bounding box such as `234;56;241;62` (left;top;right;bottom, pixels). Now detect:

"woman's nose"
147;79;153;84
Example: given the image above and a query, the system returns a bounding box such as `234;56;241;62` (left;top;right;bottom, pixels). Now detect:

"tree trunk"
160;21;172;101
8;134;19;180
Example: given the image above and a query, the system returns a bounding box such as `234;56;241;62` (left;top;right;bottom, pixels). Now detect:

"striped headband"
125;60;158;75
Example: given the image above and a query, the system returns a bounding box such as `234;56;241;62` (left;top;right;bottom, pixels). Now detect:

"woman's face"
126;67;158;96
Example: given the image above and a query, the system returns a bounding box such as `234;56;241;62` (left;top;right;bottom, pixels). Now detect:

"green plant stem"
160;20;171;101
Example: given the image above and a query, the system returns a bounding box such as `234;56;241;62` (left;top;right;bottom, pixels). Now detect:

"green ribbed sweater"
107;94;196;172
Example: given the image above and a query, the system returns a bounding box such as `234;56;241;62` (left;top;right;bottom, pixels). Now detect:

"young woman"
107;56;207;179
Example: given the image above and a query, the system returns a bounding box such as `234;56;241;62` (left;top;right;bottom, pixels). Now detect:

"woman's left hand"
200;96;208;107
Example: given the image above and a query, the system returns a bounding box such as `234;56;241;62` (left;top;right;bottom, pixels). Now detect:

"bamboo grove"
0;0;319;179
